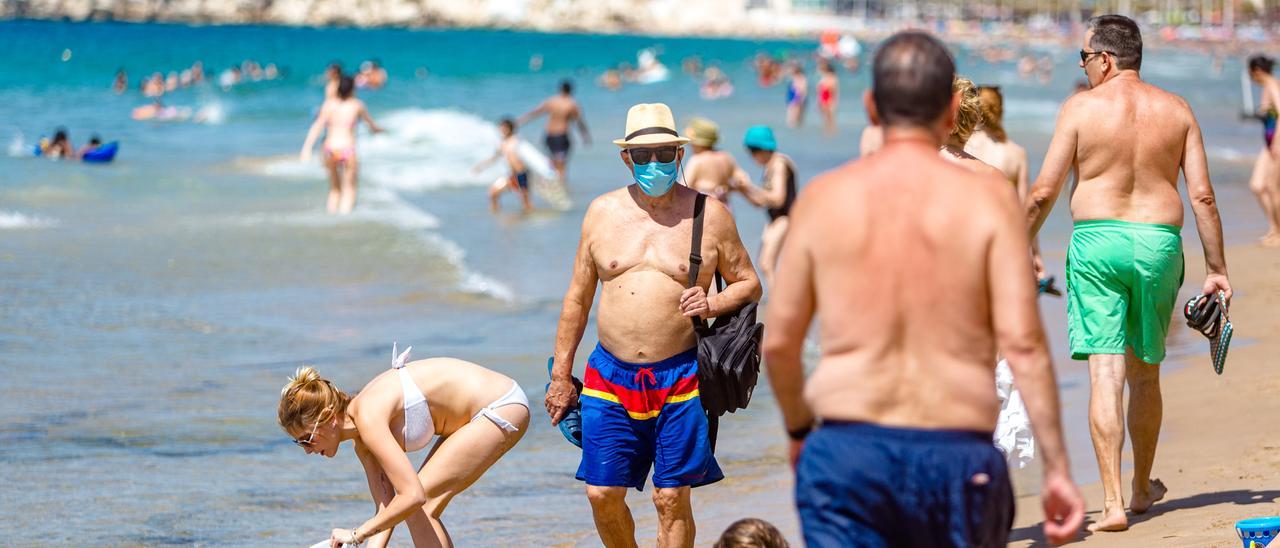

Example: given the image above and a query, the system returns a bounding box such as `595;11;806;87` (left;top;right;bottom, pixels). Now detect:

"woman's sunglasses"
628;147;678;165
293;417;323;448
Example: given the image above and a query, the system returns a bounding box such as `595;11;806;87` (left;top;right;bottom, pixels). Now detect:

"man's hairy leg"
1087;353;1129;532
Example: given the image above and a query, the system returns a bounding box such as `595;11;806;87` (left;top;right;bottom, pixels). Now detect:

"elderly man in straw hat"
545;103;762;547
682;117;751;207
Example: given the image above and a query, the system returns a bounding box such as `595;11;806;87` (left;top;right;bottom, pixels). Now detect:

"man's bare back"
583;185;751;362
684;150;745;202
1054;74;1191;226
777;143;1028;431
542;95;581;135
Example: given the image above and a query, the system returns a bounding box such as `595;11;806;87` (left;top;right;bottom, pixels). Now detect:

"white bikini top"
391;344;435;452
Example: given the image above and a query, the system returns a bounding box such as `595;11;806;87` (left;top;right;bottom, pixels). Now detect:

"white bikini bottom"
472;381;528;433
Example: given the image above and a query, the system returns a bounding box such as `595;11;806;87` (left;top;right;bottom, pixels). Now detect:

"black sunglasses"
1079;49;1112;63
628;147;678;165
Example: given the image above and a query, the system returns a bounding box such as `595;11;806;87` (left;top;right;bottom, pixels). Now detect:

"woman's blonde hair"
950;76;982;145
277;366;350;434
977;85;1008;142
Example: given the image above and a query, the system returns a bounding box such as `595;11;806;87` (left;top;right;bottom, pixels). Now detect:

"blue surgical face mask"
632;159;679;197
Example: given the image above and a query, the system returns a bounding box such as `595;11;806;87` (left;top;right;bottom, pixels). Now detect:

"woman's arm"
346;412;427;544
738;157;789;209
355;448;396;548
300;106;328;161
359;102;383;134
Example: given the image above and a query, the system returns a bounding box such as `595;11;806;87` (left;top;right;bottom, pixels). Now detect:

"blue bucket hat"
743;125;777;151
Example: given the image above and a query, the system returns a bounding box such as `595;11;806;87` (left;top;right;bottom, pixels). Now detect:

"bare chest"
593;219;707;284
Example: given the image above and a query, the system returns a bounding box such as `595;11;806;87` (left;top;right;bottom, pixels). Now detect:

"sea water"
0;20;1267;544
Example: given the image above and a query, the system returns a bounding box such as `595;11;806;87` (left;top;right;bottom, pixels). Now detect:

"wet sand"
1010;243;1280;547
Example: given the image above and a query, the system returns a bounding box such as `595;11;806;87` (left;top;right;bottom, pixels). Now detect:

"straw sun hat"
613;103;691;148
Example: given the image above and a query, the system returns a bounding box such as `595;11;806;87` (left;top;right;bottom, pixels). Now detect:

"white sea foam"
255;108;503;190
247;108;515;302
8;132;30;157
0;211;58;229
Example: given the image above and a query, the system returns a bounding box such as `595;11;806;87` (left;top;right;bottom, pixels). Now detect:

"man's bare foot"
1262;234;1280;247
1086;507;1129;532
1130;478;1168;514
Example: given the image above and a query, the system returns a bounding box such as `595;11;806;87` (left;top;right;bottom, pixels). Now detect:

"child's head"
499;118;516;137
714;518;789;548
89;135;102;146
560;79;573;94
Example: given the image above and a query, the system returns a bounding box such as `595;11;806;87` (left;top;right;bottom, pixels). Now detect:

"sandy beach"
1009;242;1280;547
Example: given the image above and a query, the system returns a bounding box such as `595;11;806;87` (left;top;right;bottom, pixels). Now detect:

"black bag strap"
688;194;709;330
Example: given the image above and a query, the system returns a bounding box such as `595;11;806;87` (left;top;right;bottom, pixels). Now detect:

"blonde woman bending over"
277;345;529;548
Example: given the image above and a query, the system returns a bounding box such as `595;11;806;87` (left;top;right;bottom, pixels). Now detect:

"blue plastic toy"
1237;516;1280;548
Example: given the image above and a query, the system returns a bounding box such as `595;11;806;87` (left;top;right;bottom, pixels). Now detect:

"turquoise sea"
0;19;1269;544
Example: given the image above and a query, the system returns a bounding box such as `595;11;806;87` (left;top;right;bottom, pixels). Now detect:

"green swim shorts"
1066;220;1185;364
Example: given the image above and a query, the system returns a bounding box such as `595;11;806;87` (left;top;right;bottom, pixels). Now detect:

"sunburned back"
355;357;517;446
1069;77;1189;225
801;147;1004;430
685;150;736;200
966;131;1026;189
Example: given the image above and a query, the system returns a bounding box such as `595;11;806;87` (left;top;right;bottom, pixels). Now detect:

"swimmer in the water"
300;75;384;215
41;128;74;159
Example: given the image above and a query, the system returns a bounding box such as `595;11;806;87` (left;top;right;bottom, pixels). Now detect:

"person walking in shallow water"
518;80;591;183
1246;54;1280;246
765;31;1084;547
300;75;382;214
1026;15;1231;532
545;103;761;548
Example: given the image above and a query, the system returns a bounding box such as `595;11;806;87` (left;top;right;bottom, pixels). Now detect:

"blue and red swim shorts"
575;343;723;490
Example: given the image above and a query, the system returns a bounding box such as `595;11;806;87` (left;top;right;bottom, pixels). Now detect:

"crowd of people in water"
267;14;1272;548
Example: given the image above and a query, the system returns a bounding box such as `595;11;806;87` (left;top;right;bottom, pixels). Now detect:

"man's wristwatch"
787;423;813;441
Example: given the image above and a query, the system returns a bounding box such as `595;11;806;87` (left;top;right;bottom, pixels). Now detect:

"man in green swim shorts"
1027;15;1232;533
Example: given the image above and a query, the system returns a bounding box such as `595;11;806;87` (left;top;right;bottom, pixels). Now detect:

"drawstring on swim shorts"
635;367;656;407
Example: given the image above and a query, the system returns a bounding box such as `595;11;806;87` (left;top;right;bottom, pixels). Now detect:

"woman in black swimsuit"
732;125;797;290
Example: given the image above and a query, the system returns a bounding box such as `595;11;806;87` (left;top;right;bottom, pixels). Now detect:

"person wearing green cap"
682;117;750;207
733;125;797;290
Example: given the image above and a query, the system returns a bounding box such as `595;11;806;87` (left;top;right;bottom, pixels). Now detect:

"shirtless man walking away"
765;32;1084;547
545;103;761;548
519;80;591;183
1026;15;1231;533
682;117;750;206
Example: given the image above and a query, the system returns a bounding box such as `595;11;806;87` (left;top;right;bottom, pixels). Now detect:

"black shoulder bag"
687;193;765;450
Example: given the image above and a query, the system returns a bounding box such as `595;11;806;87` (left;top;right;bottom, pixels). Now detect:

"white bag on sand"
994;359;1036;469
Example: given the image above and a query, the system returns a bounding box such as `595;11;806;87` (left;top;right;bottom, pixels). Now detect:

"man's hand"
1040;471;1085;545
544;376;579;426
680;286;712;318
1203;273;1232;303
1032;252;1047;281
788;439;805;471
